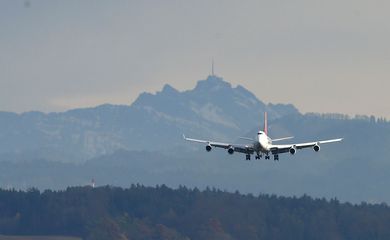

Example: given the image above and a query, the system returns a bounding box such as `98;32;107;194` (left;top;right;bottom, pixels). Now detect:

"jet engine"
228;146;234;154
289;146;297;155
313;144;320;152
205;145;212;152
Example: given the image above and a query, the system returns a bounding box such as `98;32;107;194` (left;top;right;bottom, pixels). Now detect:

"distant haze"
1;1;390;118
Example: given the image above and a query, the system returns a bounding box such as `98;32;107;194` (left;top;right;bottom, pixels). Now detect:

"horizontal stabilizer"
239;137;255;141
272;136;294;142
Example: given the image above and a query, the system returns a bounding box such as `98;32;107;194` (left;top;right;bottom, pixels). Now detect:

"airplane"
183;112;342;161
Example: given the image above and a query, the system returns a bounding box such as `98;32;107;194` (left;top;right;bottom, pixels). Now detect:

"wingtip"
333;138;343;143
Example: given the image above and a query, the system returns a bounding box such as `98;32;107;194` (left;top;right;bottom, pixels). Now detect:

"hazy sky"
1;0;390;118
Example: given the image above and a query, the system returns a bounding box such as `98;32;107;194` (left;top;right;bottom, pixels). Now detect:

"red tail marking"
264;112;268;135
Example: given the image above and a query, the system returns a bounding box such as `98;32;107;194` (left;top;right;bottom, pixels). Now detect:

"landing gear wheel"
274;155;279;161
265;155;270;160
246;154;251;160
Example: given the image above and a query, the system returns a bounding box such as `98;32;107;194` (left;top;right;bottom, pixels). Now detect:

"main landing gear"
251;153;279;161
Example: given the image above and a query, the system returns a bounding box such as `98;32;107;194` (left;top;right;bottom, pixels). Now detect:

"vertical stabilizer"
264;112;268;135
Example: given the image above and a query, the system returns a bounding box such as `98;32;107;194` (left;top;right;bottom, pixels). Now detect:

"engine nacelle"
313;144;320;152
205;145;212;152
228;147;234;155
289;146;297;155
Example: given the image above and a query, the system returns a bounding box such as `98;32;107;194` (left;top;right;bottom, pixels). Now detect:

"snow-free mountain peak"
193;75;232;92
162;84;179;95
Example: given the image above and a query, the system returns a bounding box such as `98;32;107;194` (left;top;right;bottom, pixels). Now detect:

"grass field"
0;236;81;240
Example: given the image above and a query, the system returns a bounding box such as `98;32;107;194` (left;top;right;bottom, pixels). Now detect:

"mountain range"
0;75;298;162
1;75;390;203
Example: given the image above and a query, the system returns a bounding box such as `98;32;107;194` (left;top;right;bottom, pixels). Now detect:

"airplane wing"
183;135;254;154
270;138;343;154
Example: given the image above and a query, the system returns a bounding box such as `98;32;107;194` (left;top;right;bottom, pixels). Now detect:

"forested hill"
1;186;390;240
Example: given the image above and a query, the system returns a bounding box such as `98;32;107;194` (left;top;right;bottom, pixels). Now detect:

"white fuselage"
254;131;272;153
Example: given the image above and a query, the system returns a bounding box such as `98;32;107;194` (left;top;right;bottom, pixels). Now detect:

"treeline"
0;185;390;240
305;112;388;123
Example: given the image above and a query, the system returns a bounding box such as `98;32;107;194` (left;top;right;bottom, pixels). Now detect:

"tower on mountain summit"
211;58;215;77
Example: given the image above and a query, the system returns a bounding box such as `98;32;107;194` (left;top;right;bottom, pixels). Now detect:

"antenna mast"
211;58;215;76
